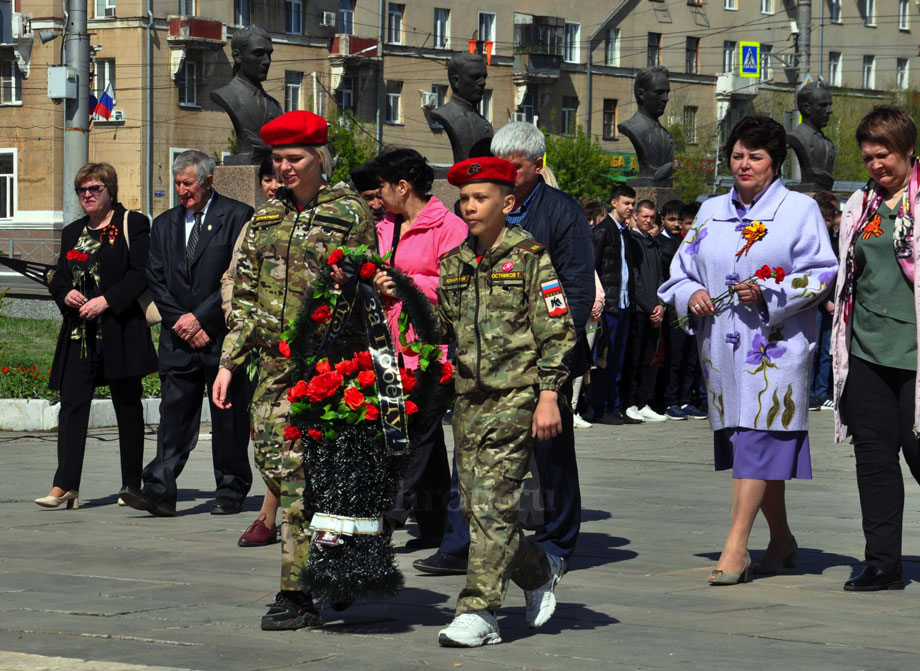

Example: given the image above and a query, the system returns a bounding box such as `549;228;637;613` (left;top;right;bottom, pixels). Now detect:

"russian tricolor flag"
93;83;115;120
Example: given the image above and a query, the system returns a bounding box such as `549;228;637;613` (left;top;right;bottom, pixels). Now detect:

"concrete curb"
0;398;211;431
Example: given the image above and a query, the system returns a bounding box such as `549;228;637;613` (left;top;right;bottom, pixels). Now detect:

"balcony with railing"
513;14;563;84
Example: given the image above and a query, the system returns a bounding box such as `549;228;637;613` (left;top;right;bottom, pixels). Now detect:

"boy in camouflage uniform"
213;111;376;631
436;157;576;647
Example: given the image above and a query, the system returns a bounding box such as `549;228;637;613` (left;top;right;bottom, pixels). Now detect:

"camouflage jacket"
219;185;377;388
436;225;575;395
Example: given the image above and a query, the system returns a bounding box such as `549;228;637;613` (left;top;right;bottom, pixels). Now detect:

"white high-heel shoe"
34;490;79;509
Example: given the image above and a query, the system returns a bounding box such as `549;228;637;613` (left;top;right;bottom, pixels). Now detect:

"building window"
234;0;250;26
605;29;620;67
897;59;910;89
1;59;22;105
387;3;404;44
761;44;772;80
518;92;535;123
760;0;773;14
433;8;449;49
828;52;841;86
564;23;580;63
284;71;302;112
478;12;495;45
178;59;197;106
864;0;875;27
685;37;699;74
724;0;737;9
829;0;841;23
178;0;196;14
337;0;354;34
683;106;697;144
723;41;737;73
862;55;875;89
386;80;402;123
899;0;910;30
562;96;578;135
336;76;355;111
478;89;492;123
0;150;15;219
96;0;116;18
602;99;617;140
647;33;661;68
93;58;115;101
285;0;302;34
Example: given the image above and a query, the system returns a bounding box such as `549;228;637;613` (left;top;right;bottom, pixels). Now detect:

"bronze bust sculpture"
211;26;283;166
787;82;836;191
618;66;675;187
429;53;494;163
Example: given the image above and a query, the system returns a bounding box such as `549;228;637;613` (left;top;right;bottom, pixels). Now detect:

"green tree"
544;127;615;201
667;118;716;203
327;113;379;185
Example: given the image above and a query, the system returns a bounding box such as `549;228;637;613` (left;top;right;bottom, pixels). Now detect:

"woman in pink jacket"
368;148;468;548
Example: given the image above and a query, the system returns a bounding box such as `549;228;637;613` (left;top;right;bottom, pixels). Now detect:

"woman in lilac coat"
659;117;837;585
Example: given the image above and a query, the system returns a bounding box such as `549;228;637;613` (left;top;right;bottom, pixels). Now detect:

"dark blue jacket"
512;177;595;377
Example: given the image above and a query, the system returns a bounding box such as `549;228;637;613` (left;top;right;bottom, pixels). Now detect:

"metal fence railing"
4;237;59;265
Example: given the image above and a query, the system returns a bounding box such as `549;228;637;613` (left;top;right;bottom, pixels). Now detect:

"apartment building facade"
0;0;916;251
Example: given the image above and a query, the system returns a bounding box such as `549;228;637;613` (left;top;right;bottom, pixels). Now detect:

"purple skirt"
714;428;812;480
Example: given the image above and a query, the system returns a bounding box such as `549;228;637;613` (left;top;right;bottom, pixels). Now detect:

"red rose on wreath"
357;369;376;388
287;379;309;403
754;265;772;281
335;359;357;376
279;340;292;358
312;305;332;323
343;385;365;410
405;400;419;415
359;262;377;280
306;371;344;402
327;248;344;266
400;367;417;393
307;428;323;441
283;426;302;441
364;403;379;421
354;351;373;371
439;361;454;384
315;359;332;374
773;266;786;284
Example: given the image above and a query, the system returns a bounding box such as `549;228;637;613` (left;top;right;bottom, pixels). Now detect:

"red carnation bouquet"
675;265;786;327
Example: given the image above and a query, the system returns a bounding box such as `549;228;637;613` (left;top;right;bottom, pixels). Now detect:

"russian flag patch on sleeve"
540;279;568;317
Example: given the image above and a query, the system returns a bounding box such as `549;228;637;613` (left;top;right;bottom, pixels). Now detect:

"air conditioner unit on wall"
419;90;438;109
111;109;125;122
320;11;336;27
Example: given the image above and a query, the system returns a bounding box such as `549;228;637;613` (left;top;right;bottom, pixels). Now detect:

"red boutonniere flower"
343;385;365;410
104;223;119;247
312;305;332;323
283;426;302;441
354;351;373;371
307;428;324;441
306;371;344;403
327;248;344;266
364;403;379;421
279;340;292;358
287;379;309;403
357;369;376;388
439;361;454;384
335;359;356;376
359;262;377;280
315;359;332;374
400;367;417;393
405;400;419;415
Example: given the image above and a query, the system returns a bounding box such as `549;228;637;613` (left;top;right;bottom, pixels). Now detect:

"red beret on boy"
260;110;328;148
447;157;517;187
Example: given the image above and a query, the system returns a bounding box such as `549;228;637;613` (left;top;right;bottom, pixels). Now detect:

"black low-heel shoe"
844;565;905;591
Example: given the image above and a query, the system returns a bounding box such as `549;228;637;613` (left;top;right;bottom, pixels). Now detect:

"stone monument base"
213;165;266;211
630;185;682;208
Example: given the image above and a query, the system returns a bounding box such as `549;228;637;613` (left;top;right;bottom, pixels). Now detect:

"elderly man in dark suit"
120;150;254;517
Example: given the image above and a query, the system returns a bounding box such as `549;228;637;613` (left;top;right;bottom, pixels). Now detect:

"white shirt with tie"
184;191;214;244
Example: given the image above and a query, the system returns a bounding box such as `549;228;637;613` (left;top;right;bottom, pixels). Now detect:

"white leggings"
570;319;600;411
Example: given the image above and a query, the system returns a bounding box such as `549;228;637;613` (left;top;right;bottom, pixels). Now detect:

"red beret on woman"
260;110;328;148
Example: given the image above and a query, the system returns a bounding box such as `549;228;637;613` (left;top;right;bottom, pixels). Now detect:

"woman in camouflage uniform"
212;111;377;630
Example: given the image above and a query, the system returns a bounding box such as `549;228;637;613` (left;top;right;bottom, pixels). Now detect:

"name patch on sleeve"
540;279;568;317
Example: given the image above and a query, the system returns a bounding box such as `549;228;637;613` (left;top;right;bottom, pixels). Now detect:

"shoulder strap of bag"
124;210;133;249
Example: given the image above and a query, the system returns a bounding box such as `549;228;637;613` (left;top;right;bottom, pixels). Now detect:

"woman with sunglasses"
37;163;157;509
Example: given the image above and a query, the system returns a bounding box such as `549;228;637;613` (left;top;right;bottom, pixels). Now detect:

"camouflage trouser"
454;387;552;615
251;375;311;592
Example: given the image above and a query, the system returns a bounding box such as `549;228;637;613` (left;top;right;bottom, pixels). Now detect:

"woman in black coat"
36;163;158;509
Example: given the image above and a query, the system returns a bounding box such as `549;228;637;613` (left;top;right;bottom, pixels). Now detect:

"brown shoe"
238;513;278;547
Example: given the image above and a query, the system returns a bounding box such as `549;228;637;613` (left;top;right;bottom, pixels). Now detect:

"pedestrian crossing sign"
739;42;761;78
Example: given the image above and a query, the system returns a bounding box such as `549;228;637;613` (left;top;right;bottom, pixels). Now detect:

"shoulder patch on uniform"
540;279;568;317
514;241;544;253
441;247;463;260
251;212;283;227
443;274;471;289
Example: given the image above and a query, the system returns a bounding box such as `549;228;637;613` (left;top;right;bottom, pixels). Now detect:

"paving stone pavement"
1;411;919;671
